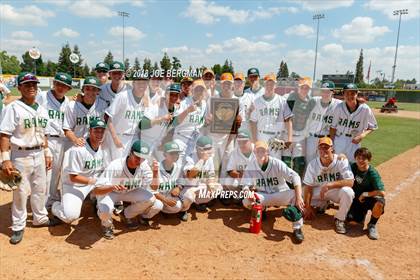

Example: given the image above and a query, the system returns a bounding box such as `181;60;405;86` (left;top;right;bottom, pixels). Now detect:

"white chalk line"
387;170;420;201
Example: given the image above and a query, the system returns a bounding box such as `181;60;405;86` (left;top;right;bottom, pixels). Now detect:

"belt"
17;145;42;151
47;135;60;138
310;133;327;138
259;130;276;135
344;134;352;137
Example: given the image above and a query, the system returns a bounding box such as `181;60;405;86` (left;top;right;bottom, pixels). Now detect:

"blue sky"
1;0;419;81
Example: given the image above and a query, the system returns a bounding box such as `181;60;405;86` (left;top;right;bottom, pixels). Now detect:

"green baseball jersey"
351;162;384;197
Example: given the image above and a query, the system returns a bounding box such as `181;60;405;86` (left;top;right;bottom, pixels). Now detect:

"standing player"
63;77;107;146
241;141;305;243
94;140;159;239
95;62;110;86
233;72;254;131
0;72;60;245
244;68;265;97
52;119;107;224
330;83;378;162
179;76;193;102
202;69;219;98
249;73;293;160
99;61;130;107
0;76;11;116
36;72;72;209
303;137;355;234
347;147;385;240
305;81;342;164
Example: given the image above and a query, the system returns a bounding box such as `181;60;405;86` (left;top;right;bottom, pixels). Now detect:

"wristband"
362;192;369;197
1;151;11;161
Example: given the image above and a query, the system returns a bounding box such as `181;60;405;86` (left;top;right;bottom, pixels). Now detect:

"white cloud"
206;37;279;54
292;0;354;11
109;26;146;41
68;0;115;18
0;4;55;26
205;33;213;38
284;24;314;38
261;34;276;40
11;31;34;39
364;0;419;20
333;17;390;44
161;46;202;56
184;0;297;24
53;28;80;38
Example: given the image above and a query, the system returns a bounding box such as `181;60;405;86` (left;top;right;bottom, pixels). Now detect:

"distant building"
322;74;355;88
404;83;420;90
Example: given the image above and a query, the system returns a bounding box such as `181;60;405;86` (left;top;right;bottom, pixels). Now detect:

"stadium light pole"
118;11;130;63
391;9;408;84
312;14;325;82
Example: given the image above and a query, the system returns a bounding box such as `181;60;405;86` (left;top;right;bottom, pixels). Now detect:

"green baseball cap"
196;136;213;149
17;72;39;85
109;61;125;72
54;72;73;88
89;119;107;129
320;80;335;90
131;139;150;157
167;83;181;93
163;141;181;153
247;68;260;77
237;128;250;140
95;62;110;72
343;83;358;91
83;76;101;89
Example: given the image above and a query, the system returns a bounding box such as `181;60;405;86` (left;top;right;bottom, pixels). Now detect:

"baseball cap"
234;72;245;81
163;141;181;153
83;76;101;89
298;77;312;88
109;61;125;72
255;140;268;150
202;68;215;77
54;72;73;88
17;72;39;85
167;83;181;93
131;139;150;157
196;136;213;149
181;76;194;84
89;119;107;129
320;80;335;90
237;129;250;140
343;83;358;91
264;73;277;82
95;62;110;72
247;68;260;77
192;79;206;89
220;72;234;83
318;137;333;147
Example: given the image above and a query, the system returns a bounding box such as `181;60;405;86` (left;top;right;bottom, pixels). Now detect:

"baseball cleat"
10;230;24;245
179;211;188;222
33;216;62;227
113;203;124;215
195;203;208;212
367;224;379;240
335;219;347;234
125;218;140;230
293;228;304;243
103;227;114;240
139;217;151;227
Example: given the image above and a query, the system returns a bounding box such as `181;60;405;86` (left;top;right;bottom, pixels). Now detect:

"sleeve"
0;105;17;135
302;162;316;186
370;168;385;191
138;116;152;130
63;102;75;130
279;160;301;186
250;102;258;122
282;99;293;120
183;156;195;173
330;105;340;129
64;149;83;175
104;95;121;119
339;159;354;180
141;162;153;188
96;162;116;186
366;107;378;130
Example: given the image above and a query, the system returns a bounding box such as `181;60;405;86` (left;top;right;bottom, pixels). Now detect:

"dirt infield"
1;146;419;279
373;109;420;120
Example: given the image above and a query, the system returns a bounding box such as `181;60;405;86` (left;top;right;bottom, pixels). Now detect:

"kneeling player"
303;137;355;234
241;141;305;243
52;119;107;224
347;148;385;240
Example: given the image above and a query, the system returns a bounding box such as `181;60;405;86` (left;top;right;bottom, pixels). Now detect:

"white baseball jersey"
173;97;207;145
250;94;292;140
105;89;147;136
234;91;254;130
307;97;342;136
244;86;265;97
96;157;153;193
63;99;108;138
63;140;106;186
241;156;301;193
303;154;354;188
156;161;183;195
36;90;69;137
0;100;48;148
149;88;164;105
226;145;255;172
183;153;216;186
99;83;131;107
330;102;378;137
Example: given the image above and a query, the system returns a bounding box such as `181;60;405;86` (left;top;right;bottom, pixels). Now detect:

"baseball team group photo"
1;1;419;279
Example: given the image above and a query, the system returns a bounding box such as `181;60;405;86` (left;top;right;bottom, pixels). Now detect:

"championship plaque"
210;98;239;134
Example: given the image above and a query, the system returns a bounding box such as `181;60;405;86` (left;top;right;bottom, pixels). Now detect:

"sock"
369;216;379;225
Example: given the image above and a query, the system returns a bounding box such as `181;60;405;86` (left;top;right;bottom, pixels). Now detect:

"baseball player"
95;62;110;86
249;73;293;160
240;141;305;243
233;72;254;131
94;140;159;239
63;77;107;147
36;72;72;209
303;137;355;234
51;119;107;224
99;61;130;107
172;79;207;164
0;72;60;245
305;81;342;164
244;68;265;97
181;136;223;213
284;77;316;177
347;147;385;240
0;76;11;116
180;76;193;102
104;71;150;161
202;68;219;99
329;83;378;162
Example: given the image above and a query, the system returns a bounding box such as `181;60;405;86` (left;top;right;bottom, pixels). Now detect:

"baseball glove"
268;137;287;153
0;169;22;192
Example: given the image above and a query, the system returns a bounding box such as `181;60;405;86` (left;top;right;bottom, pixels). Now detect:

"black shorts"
347;196;385;223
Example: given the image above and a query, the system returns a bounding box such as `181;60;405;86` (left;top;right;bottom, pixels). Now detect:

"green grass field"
367;101;420;112
363;116;420;166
